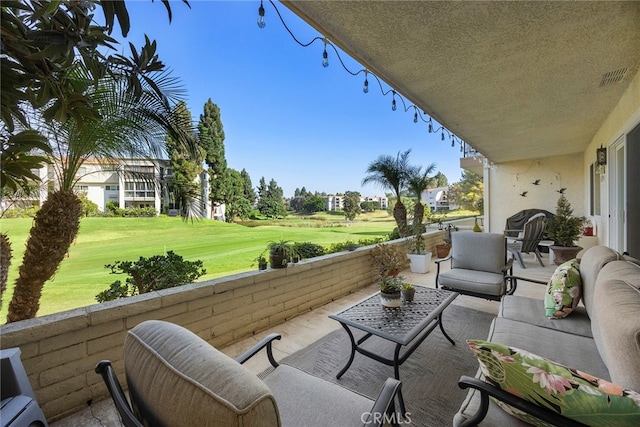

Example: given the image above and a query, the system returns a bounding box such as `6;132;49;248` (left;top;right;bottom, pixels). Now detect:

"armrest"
458;376;587;427
235;333;281;367
95;361;143;427
362;378;402;427
434;254;452;264
434;255;451;289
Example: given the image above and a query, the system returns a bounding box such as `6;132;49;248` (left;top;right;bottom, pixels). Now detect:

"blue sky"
115;1;464;197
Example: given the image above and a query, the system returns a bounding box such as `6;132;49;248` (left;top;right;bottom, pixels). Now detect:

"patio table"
329;286;458;415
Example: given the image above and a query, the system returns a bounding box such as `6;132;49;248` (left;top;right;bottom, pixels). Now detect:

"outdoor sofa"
453;245;640;426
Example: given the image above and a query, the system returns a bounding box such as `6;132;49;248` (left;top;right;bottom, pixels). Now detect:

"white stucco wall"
485;153;585;234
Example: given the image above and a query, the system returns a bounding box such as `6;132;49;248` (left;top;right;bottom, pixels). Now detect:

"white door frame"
608;136;626;252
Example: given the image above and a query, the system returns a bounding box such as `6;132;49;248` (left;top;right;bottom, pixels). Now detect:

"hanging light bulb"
391;91;397;111
413;108;418;123
441;130;445;141
428;118;433;133
322;40;329;67
363;71;369;93
451;138;455;147
257;1;266;28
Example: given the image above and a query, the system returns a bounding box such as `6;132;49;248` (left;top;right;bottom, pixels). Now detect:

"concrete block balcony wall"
0;231;445;422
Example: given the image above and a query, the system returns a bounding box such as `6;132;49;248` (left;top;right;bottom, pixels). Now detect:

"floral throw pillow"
467;339;640;427
544;259;581;318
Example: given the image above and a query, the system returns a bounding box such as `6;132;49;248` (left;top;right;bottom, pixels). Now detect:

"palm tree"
5;68;190;322
362;149;412;235
406;163;437;228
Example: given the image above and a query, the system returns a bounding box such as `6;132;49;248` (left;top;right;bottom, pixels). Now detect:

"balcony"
0;225;559;425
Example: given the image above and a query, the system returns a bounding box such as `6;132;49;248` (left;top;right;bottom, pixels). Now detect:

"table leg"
438;313;456;345
393;344;407;417
336;324;357;380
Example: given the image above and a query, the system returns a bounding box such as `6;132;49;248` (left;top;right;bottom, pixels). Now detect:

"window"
105;185;119;191
74;185;88;192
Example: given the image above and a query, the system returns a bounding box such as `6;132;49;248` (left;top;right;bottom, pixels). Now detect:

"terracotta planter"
436;244;451;258
550;245;583;265
380;291;401;308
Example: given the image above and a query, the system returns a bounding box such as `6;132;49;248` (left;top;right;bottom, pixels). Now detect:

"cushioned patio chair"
96;320;402;427
1;348;49;427
435;232;514;300
505;213;548;268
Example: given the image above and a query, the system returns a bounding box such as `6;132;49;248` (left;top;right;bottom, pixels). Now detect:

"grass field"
0;212;396;319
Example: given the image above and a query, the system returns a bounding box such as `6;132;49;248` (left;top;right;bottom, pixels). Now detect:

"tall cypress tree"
240;168;256;203
198;99;227;204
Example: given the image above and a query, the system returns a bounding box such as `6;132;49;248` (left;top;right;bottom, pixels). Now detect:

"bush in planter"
546;195;585;265
546;195;584;247
370;243;409;278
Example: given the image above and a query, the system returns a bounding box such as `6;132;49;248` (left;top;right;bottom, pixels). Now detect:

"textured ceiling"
282;1;640;163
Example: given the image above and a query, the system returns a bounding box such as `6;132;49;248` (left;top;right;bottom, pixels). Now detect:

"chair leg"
534;249;545;267
513;252;526;269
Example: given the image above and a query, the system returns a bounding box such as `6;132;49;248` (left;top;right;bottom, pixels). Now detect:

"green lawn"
1;212;396;319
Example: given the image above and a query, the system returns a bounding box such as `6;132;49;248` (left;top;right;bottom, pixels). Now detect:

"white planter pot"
380;291;401;308
408;252;432;274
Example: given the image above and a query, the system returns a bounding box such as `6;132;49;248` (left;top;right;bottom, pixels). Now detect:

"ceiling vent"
600;68;628;87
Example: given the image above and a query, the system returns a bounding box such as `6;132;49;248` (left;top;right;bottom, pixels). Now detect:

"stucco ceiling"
282;1;640;163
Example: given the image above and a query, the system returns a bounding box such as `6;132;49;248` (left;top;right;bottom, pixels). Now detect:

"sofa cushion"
544;259;582;319
125;320;280;427
499;295;592;337
590;261;640;391
578;246;620;313
467;339;640;427
489;317;609;378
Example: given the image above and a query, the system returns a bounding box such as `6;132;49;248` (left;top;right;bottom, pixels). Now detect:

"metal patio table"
329;286;459;415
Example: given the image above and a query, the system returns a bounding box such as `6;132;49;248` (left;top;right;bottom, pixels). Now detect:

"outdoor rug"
278;304;495;426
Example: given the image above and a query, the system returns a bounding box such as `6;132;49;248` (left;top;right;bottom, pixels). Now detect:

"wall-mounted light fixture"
596;146;607;166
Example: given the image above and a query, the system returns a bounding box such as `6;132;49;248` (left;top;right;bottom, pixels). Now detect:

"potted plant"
379;275;403;308
546;195;585;265
369;243;409;278
406;227;432;274
435;224;454;258
253;254;268;270
401;282;415;302
266;240;297;269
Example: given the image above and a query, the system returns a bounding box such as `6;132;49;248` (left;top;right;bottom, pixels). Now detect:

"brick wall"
0;232;444;421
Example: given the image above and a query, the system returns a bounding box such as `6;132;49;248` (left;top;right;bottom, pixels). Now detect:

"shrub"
95;251;206;302
293;242;325;259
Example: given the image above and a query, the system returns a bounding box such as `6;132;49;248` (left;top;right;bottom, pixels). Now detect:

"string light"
322;39;329;67
363;70;369;93
256;1;468;151
257;1;265;28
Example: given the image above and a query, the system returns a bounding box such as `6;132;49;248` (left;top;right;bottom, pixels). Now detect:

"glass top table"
329;286;458;415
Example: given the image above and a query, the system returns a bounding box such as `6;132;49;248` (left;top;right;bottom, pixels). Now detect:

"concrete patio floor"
50;252;555;426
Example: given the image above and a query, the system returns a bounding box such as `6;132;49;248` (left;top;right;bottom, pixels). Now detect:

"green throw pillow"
467;339;640;427
544;259;581;318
